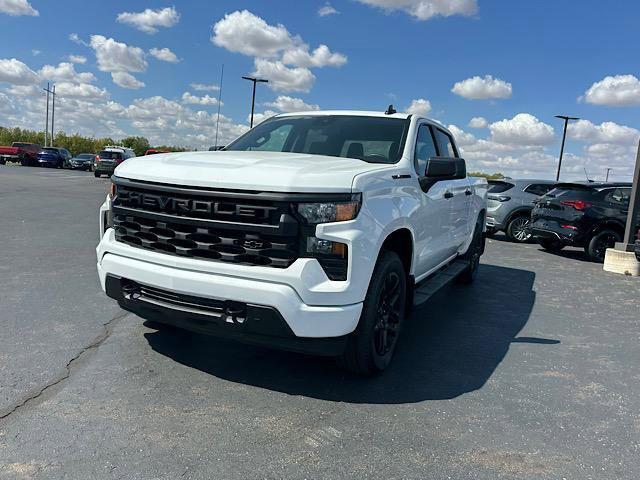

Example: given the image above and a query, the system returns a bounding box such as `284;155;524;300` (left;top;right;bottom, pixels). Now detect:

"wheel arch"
504;207;533;226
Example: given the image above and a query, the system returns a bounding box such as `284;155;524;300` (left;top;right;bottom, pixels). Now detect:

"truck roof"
275;110;412;120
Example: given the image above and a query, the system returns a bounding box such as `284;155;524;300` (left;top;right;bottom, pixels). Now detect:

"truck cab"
97;110;487;374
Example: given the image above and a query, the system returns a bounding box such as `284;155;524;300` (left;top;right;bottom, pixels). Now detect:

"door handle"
465;189;472;196
621;210;628;214
444;191;454;199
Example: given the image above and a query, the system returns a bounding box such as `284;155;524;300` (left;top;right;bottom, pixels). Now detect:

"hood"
114;151;391;193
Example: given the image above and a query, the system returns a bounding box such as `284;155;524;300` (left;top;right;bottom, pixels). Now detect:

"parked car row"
485;178;636;263
0;142;161;176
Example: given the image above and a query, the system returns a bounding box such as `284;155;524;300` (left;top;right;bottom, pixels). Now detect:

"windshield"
42;148;59;153
77;154;94;159
225;115;409;164
99;151;123;160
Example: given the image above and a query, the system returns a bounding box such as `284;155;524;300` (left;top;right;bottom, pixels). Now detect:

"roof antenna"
583;167;594;183
385;104;396;115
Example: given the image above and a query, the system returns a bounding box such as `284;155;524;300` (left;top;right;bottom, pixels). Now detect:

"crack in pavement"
0;311;130;420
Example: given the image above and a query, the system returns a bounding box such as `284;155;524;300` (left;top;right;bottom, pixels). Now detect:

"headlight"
297;197;361;224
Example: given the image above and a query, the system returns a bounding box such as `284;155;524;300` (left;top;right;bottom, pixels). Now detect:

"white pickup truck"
97;109;487;374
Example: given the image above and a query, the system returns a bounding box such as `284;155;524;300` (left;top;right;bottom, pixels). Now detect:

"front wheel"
94;171;100;178
20;156;30;167
585;229;621;263
339;251;406;375
506;215;532;243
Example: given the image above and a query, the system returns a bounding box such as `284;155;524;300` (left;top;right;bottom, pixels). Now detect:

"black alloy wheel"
373;271;403;357
587;229;621;262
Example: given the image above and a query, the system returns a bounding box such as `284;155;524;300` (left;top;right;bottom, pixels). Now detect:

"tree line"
0;126;190;157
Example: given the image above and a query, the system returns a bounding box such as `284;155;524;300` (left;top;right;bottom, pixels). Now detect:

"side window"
414;125;438;175
524;184;554;196
605;188;630;205
433;128;458;158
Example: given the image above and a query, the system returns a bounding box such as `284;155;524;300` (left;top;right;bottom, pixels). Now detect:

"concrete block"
603;248;640;276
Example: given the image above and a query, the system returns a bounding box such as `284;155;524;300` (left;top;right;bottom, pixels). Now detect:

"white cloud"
55;81;108;99
568;119;640;146
31;49;40;56
405;98;431;116
447;124;476;146
211;10;346;86
489;113;555;146
468;116;487;128
190;82;219;92
264;95;319;112
90;35;147;73
451;75;512;100
253;59;316;93
0;0;38;16
149;47;179;63
250;110;279;125
212;10;294;57
6;84;40;96
0;58;40;85
111;72;145;90
356;0;477;21
39;62;96;83
281;44;347;68
181;92;221;106
318;3;339;16
581;75;640;107
69;33;88;47
116;7;180;34
67;55;87;64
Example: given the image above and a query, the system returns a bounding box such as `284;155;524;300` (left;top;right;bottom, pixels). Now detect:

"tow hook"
122;282;141;300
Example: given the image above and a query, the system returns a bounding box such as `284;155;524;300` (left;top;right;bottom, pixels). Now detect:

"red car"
0;142;41;166
144;149;169;155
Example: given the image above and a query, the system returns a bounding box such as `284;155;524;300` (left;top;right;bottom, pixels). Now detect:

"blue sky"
1;0;639;180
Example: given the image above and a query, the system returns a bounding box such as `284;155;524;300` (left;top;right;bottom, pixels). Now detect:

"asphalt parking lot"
1;165;639;479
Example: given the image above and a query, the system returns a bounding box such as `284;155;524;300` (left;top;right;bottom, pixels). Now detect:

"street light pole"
605;168;612;182
43;82;50;147
242;76;268;128
50;84;56;146
616;139;640;251
554;115;579;181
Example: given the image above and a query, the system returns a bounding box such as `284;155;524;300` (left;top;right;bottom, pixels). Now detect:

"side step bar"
413;259;468;307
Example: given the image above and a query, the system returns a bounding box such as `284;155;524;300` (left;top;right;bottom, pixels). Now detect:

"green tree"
121;136;151;157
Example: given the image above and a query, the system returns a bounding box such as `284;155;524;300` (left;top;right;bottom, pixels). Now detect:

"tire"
20;156;30;167
506;215;532;243
585;229;621;263
94;171;100;178
339;251;406;375
537;238;565;252
0;158;5;166
458;220;483;284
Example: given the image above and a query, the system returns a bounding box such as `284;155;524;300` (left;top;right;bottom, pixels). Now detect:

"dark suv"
530;182;632;262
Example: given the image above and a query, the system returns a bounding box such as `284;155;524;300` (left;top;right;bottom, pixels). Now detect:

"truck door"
412;124;455;275
433;128;470;251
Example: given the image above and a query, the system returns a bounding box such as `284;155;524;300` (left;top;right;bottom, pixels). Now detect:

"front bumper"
98;250;361;348
1;154;20;162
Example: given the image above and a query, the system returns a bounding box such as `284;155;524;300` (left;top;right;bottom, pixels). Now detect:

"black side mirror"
421;157;466;192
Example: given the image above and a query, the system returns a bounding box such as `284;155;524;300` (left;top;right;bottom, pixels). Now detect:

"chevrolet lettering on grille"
122;191;277;220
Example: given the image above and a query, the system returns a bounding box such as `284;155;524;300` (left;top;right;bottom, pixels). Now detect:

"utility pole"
242;76;268;128
617;140;640;251
605;168;612;182
554;115;579;181
43;82;51;147
214;64;224;149
50;84;56;146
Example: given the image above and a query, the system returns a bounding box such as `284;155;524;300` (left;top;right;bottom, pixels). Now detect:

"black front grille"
111;179;300;268
113;213;298;267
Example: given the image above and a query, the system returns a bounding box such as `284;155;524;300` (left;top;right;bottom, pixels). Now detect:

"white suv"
97;110;487;374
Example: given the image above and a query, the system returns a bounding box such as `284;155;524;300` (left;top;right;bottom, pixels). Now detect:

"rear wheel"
586;229;621;263
339;251;406;375
458;220;483;284
20;156;30;167
94;171;100;178
537;238;565;252
506;215;532;243
0;158;5;165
